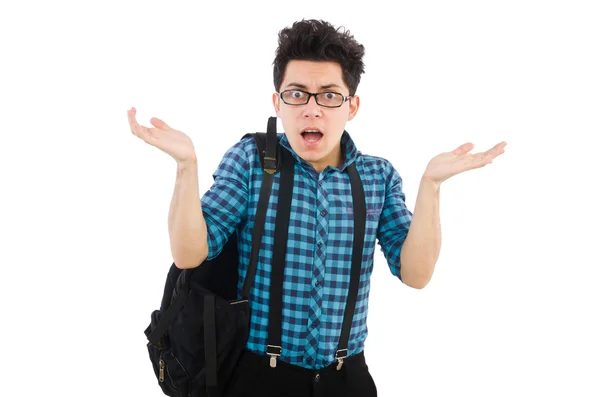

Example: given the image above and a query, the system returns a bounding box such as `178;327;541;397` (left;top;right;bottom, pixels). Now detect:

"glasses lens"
281;90;309;105
316;92;344;107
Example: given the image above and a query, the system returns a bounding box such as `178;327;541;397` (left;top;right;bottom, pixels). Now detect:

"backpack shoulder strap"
241;116;281;174
240;116;281;299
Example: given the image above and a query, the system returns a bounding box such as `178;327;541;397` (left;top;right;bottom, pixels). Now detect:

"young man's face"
272;60;360;173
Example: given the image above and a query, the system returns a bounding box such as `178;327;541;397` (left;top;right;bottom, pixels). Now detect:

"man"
128;19;506;397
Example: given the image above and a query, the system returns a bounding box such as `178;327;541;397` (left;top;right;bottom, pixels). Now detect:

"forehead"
281;60;347;91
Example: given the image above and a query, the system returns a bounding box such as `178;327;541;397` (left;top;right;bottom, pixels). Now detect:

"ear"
347;95;360;121
272;92;281;116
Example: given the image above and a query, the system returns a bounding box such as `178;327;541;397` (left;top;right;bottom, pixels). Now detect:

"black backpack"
144;117;291;397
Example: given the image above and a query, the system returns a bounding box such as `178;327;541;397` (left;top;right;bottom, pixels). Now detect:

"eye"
291;90;305;98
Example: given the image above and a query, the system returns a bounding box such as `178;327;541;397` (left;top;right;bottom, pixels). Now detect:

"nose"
302;95;322;118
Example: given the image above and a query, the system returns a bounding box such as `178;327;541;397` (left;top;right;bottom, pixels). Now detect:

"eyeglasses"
278;89;351;108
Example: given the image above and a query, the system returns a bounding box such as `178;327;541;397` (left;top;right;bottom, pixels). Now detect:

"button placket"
304;174;329;368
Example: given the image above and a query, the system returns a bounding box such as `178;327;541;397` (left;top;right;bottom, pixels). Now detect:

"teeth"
302;129;322;143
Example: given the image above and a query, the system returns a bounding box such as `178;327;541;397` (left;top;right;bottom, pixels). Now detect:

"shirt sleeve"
200;137;252;260
376;160;413;281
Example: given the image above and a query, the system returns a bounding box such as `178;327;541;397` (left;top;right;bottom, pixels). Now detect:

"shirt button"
317;241;322;247
315;281;320;287
320;210;327;216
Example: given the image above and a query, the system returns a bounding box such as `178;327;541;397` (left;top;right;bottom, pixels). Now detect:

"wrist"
177;156;198;171
420;175;441;193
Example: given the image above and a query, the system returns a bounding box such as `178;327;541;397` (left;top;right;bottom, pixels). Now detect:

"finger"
127;107;137;122
127;107;142;135
150;117;173;131
488;141;507;154
484;141;507;161
128;108;155;142
452;142;474;155
495;141;507;153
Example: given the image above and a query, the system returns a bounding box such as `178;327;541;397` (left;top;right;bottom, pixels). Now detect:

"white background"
1;0;599;396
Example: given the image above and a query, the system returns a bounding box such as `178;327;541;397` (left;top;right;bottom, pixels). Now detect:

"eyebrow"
284;82;344;91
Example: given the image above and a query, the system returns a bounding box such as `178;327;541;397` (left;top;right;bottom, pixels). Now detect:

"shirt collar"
278;130;359;173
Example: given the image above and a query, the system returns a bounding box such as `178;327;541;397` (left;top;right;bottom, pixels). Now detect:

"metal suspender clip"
335;349;347;370
266;345;282;368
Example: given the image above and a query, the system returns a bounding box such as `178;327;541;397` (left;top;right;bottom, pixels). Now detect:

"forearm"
399;177;442;288
168;158;208;269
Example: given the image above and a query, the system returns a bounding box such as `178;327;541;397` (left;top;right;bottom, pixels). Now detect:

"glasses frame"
278;89;352;108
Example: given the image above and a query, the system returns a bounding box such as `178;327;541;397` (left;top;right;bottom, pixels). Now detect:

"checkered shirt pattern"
200;131;412;369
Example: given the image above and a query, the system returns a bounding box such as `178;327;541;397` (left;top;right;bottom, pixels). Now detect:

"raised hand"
127;107;197;165
423;141;507;184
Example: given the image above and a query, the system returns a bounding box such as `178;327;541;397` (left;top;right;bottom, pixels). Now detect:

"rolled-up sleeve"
376;161;413;280
201;138;252;260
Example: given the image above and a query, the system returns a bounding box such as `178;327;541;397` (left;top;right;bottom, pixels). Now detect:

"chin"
297;145;325;157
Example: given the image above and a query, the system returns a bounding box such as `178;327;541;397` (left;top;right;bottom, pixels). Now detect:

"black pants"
223;349;378;397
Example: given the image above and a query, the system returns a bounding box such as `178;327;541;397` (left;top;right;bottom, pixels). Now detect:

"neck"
310;146;343;173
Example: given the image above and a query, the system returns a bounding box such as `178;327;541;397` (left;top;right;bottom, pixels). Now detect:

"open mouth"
301;129;323;144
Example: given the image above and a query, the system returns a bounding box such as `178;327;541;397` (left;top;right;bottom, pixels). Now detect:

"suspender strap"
265;148;295;366
335;162;366;369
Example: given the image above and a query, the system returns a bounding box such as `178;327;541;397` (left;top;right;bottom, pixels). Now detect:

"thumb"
150;117;173;131
452;142;474;155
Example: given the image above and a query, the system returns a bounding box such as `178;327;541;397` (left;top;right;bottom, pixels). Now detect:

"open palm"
423;141;507;184
128;107;197;164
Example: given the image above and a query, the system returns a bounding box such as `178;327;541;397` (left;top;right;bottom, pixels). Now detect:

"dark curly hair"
272;19;366;96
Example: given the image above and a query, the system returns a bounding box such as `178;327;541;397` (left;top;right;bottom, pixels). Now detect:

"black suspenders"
263;146;366;370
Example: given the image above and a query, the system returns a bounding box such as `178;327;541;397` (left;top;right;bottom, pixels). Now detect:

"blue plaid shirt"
201;131;413;369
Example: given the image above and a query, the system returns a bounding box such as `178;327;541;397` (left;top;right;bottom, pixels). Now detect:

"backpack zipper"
159;357;165;383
